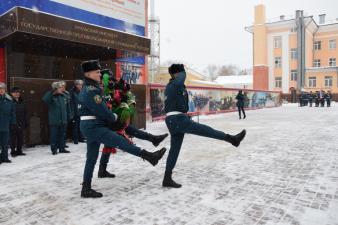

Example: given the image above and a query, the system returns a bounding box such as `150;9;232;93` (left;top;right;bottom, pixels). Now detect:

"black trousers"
10;126;24;153
238;106;246;118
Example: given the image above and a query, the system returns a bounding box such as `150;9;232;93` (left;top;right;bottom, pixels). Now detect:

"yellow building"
246;4;338;97
153;66;223;87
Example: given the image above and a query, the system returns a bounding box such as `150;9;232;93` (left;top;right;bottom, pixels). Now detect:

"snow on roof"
189;80;223;86
215;75;253;85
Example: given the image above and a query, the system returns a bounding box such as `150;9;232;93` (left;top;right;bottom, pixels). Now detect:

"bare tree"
217;64;239;76
204;64;218;81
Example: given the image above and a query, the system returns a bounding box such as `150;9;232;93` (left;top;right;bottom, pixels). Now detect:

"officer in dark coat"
320;90;325;107
78;60;166;198
325;91;332;107
0;82;16;163
308;91;314;107
163;64;246;188
70;80;85;144
42;81;70;155
315;91;320;107
236;90;246;119
10;87;28;157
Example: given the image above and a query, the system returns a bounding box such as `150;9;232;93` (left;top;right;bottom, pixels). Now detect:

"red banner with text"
0;48;5;83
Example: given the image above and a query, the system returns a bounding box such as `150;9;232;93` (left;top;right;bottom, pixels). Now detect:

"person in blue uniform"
42;81;70;155
0;82;16;163
163;64;246;188
78;60;166;198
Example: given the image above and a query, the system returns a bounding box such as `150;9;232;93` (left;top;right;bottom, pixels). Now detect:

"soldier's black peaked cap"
81;60;101;73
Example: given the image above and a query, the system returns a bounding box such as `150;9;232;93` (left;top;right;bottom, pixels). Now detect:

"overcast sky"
154;0;338;73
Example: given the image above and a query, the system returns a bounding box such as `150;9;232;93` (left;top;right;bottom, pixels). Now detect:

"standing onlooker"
315;91;320;107
42;81;70;155
308;91;314;107
320;90;325;107
0;82;16;163
236;90;246;119
70;79;85;144
10;87;28;157
325;91;332;107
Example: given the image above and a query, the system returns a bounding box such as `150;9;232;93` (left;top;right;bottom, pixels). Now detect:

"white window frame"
275;77;282;88
325;76;333;87
329;39;336;49
275;57;282;68
309;77;316;87
291;70;297;81
313;59;321;67
314;41;321;51
290;49;297;60
329;58;336;67
274;36;282;49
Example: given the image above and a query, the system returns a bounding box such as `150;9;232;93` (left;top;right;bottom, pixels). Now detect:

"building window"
325;76;333;87
290;49;297;60
274;36;282;48
329;39;336;49
291;27;297;33
275;77;282;88
313;59;321;67
291;70;297;81
329;58;336;67
314;41;321;50
309;77;316;87
275;57;282;68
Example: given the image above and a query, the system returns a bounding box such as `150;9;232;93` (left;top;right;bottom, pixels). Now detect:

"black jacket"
236;93;245;107
12;97;28;129
164;72;189;113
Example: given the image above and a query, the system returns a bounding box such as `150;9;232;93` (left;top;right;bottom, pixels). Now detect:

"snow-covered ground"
1;104;338;225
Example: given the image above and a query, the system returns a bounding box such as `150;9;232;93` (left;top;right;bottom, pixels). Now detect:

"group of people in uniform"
0;60;248;199
42;80;85;155
299;90;332;107
76;61;247;198
0;84;28;164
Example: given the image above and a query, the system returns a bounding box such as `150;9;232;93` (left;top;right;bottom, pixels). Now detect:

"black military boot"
140;148;166;166
162;170;182;188
224;129;246;147
81;181;103;198
59;149;71;153
98;164;116;178
16;149;26;156
10;150;18;157
151;133;169;147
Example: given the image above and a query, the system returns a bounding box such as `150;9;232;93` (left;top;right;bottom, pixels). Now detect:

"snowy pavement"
1;104;338;225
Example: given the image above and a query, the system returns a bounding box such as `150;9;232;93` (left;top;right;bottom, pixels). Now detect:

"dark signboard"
0;8;17;39
0;7;151;55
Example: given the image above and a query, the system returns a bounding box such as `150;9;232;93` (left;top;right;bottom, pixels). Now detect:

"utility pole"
148;0;160;83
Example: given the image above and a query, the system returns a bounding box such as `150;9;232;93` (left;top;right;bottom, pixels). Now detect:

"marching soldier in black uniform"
78;60;166;198
162;64;246;188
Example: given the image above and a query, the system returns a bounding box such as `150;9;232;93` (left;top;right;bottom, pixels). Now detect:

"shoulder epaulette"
5;94;13;101
88;85;97;91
